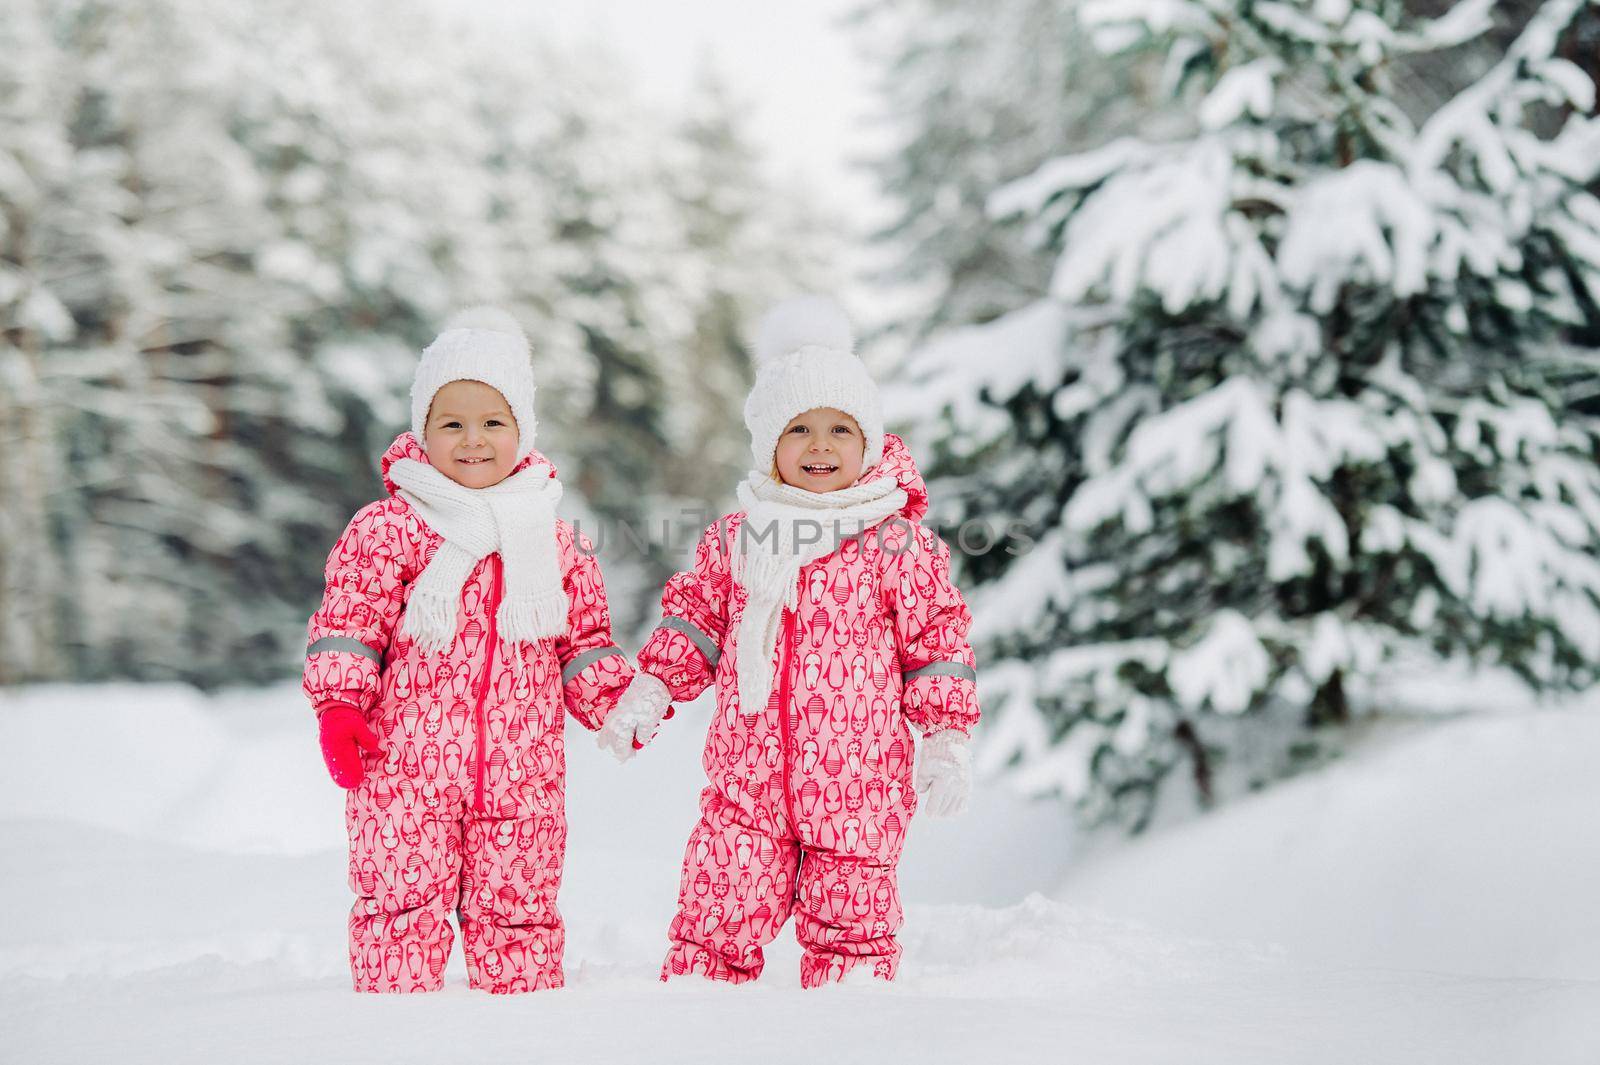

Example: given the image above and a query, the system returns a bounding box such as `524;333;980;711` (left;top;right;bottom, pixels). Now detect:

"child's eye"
789;425;808;434
832;425;853;434
486;419;503;427
442;421;462;430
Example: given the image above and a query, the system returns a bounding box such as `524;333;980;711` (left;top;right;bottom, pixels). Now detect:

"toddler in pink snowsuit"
304;308;632;993
597;296;979;987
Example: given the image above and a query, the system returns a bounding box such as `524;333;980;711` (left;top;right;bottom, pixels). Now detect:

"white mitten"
914;730;972;818
596;672;673;762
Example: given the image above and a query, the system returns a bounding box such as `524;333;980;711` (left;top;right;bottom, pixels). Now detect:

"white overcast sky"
442;0;918;340
468;0;894;235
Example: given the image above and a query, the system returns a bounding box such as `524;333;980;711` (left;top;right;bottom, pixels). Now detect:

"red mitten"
318;704;384;789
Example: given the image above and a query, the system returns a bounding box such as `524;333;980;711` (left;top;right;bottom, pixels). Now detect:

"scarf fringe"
389;457;567;656
403;588;458;655
497;587;570;646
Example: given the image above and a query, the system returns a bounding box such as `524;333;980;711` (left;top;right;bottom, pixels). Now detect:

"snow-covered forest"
0;0;840;688
4;0;1599;1059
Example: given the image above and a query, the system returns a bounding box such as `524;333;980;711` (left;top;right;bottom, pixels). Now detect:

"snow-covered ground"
2;683;1596;1064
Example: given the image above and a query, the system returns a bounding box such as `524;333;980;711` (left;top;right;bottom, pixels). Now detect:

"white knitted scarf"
388;458;569;654
731;472;907;718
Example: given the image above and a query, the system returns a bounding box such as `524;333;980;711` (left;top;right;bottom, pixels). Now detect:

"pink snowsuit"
637;433;979;986
303;432;632;993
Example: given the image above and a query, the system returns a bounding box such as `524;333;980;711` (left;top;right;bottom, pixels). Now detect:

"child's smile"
774;407;865;492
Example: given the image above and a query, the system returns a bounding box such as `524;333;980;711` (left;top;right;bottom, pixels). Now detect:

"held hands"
915;730;973;818
597;672;675;762
318;704;384;789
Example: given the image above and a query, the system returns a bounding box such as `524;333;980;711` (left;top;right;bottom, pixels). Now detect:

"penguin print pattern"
638;433;979;987
305;432;632;993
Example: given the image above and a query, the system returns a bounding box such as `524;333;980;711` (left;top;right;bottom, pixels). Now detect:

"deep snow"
1;682;1596;1064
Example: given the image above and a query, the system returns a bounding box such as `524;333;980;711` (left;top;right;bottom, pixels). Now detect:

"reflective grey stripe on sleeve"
657;616;721;668
561;644;624;685
903;660;977;683
306;636;384;664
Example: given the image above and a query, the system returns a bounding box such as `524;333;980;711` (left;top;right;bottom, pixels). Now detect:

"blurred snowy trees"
0;0;838;686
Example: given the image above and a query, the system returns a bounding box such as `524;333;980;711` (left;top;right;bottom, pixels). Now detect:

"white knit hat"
743;296;884;473
410;306;539;463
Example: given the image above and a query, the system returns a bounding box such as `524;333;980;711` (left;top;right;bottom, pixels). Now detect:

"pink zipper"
775;606;798;832
473;555;503;814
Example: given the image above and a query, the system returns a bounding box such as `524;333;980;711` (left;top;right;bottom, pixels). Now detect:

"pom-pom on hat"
743;296;884;473
410;306;539;462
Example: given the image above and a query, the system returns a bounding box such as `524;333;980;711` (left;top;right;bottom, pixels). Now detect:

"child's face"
773;407;865;492
423;380;520;488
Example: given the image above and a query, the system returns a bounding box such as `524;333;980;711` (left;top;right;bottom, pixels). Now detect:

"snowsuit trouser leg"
346;793;462;993
662;788;799;983
458;804;567;992
794;849;904;987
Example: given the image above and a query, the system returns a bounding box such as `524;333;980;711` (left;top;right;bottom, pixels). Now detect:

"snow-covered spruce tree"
660;69;766;502
511;53;691;640
658;64;844;506
897;0;1600;827
859;0;1159;340
0;0;75;683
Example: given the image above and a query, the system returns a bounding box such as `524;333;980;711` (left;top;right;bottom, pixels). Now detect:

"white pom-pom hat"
410;306;540;462
743;296;884;473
